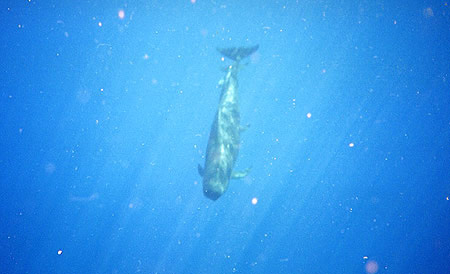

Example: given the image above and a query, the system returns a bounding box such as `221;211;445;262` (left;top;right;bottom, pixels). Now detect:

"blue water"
1;1;450;273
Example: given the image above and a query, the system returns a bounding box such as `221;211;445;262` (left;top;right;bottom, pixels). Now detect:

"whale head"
203;179;228;201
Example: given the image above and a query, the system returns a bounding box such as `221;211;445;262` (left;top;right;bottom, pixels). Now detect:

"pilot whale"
198;45;258;200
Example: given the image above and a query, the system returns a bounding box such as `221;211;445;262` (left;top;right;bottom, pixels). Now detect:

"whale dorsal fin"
217;45;259;62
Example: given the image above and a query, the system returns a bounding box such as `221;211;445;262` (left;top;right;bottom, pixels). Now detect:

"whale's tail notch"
217;45;259;62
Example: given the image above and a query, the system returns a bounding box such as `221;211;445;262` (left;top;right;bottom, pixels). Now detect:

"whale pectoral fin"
198;164;204;177
231;167;251;179
240;124;250;132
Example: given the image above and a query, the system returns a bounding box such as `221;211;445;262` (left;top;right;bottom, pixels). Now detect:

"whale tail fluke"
217;45;259;62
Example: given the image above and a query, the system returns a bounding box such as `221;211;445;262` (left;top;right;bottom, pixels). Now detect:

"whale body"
198;45;258;200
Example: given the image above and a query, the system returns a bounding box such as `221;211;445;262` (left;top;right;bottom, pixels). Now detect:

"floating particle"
365;260;379;274
118;10;125;19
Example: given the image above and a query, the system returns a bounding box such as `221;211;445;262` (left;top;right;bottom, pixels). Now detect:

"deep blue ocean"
1;1;450;273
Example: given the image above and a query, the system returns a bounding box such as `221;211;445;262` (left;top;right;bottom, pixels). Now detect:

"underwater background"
1;1;450;273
